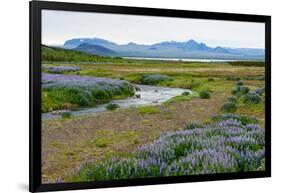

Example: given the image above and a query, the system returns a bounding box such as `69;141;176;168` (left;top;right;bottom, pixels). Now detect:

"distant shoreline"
123;56;264;63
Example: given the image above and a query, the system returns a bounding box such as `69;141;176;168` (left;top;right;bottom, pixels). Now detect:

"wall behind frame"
0;0;279;193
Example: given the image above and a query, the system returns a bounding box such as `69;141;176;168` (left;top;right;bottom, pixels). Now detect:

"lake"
123;56;253;62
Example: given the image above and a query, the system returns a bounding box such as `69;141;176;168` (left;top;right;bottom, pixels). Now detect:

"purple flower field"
43;65;81;73
41;73;135;112
42;73;133;89
65;114;264;182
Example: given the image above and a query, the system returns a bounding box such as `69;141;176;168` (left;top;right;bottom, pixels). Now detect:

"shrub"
141;74;172;85
256;75;265;81
181;91;191;96
199;90;210;99
227;96;237;103
226;76;241;81
211;113;258;125
238;86;250;94
106;103;120;111
255;87;265;95
242;93;262;104
231;88;238;95
221;102;237;113
208;77;215;82
232;86;250;96
91;88;112;100
236;80;244;86
68;91;90;106
61;112;71;119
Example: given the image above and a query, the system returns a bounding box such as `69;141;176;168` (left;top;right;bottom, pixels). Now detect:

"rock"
154;89;158;92
152;100;158;103
51;110;70;115
135;94;141;98
135;86;141;91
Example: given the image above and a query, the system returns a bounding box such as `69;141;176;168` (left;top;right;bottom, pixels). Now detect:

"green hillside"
41;45;111;62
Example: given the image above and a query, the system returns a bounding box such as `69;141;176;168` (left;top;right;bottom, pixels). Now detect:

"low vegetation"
221;101;237;113
181;91;191;96
41;52;265;182
42;73;135;112
106;103;120;111
236;80;244;86
140;74;173;85
68;114;264;182
227;96;237;103
138;106;160;115
43;65;81;74
228;61;265;67
242;93;262;104
199;90;211;99
42;45;113;62
231;86;250;96
61;112;72;119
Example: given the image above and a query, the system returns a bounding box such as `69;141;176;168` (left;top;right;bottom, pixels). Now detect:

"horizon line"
43;37;265;50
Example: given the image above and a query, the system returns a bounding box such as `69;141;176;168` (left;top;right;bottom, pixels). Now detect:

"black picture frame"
29;1;271;192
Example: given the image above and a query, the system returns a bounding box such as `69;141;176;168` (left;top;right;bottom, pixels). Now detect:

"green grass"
228;61;265;67
164;92;197;104
137;106;160;115
42;84;134;113
90;138;109;148
89;130;139;150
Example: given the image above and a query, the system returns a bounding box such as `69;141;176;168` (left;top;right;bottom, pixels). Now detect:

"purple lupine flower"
43;65;81;73
70;113;265;181
77;164;82;176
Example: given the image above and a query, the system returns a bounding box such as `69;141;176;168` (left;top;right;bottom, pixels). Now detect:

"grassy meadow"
41;47;265;183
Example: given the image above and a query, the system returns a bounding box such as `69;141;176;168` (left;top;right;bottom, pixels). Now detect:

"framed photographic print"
30;1;271;192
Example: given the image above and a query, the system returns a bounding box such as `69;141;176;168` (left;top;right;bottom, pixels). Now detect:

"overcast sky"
42;10;265;49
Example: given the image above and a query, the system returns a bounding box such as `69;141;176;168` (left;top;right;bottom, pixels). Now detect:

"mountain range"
61;38;264;60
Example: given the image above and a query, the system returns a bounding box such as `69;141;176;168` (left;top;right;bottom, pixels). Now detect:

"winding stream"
42;84;191;120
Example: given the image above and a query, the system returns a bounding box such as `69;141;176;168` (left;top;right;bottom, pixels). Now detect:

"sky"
42;10;265;49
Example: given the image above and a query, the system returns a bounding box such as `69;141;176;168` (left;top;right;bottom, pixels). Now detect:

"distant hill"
63;38;117;49
73;43;117;56
62;38;265;60
41;45;109;62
